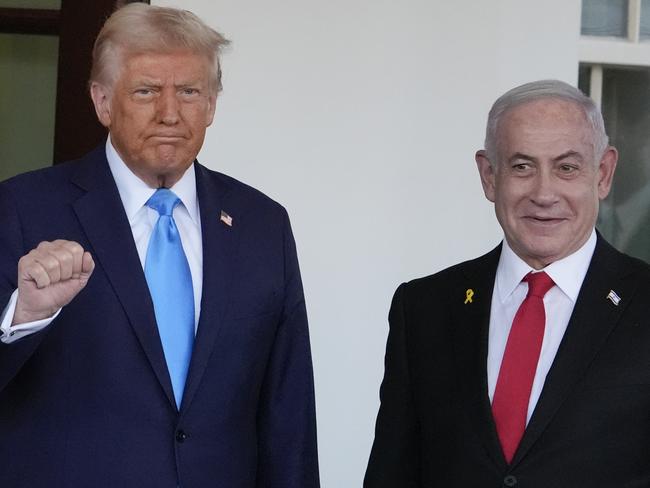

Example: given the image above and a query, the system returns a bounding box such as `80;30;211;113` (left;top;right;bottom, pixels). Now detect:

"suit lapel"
512;236;638;465
452;245;508;470
180;163;240;412
70;149;176;409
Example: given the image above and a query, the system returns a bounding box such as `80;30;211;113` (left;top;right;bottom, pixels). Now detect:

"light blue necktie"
144;188;195;408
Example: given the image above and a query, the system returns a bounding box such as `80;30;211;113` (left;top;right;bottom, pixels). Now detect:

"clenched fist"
12;240;95;326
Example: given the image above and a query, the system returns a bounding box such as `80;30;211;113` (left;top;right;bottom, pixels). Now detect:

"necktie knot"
146;188;180;216
523;271;554;298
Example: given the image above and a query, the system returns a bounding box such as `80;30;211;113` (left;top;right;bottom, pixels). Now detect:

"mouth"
148;134;186;141
523;216;567;225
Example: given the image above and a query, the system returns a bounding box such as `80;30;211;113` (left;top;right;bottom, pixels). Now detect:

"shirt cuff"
0;290;61;344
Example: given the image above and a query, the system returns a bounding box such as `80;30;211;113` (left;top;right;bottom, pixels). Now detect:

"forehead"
497;98;593;156
118;50;210;82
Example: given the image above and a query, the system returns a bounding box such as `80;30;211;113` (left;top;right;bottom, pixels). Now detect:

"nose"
156;90;180;125
529;169;558;206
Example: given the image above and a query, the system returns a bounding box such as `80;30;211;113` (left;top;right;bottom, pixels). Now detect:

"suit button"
175;430;188;443
503;475;517;487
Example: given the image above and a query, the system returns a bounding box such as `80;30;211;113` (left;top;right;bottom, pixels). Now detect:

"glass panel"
641;0;650;40
0;0;60;7
578;64;591;96
0;33;58;181
581;0;628;37
597;67;650;262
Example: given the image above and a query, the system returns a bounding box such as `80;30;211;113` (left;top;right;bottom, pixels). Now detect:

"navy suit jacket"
0;145;320;488
365;236;650;487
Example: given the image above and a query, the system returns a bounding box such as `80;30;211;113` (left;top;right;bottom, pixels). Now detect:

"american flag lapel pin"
606;290;621;306
220;210;233;227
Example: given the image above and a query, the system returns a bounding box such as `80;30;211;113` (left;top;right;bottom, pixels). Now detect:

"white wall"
153;1;581;485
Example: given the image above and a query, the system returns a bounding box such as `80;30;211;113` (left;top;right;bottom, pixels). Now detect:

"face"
91;50;217;188
476;99;617;269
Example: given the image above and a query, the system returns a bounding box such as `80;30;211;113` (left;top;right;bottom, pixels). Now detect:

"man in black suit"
365;79;650;487
0;4;319;487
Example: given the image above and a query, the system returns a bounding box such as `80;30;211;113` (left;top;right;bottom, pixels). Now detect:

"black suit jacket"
365;235;650;487
0;145;320;488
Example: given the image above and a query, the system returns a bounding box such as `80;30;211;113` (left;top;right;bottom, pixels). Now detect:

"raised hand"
12;240;95;326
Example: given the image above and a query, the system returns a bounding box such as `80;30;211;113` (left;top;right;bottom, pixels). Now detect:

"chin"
517;238;559;261
153;154;191;171
155;150;181;165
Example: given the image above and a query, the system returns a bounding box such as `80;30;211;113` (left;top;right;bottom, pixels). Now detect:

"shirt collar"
496;229;597;303
105;136;200;225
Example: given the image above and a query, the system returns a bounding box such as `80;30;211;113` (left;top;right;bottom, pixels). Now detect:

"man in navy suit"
365;80;650;487
0;4;319;487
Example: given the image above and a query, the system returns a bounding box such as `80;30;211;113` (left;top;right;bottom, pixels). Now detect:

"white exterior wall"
152;1;581;485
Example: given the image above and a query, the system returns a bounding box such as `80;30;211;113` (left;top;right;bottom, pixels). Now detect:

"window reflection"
0;0;60;7
641;0;650;40
0;33;58;180
581;0;628;37
593;67;650;262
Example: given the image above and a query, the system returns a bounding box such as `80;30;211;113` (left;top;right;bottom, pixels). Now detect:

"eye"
180;87;200;96
558;163;578;174
512;162;532;172
132;88;156;99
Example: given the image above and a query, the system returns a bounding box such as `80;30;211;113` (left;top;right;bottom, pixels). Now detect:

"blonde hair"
90;3;230;94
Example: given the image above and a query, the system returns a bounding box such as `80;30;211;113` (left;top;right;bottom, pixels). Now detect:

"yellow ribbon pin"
464;289;474;304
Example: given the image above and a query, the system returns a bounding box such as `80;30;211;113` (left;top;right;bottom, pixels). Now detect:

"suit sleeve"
0;182;53;393
255;210;320;488
364;284;421;487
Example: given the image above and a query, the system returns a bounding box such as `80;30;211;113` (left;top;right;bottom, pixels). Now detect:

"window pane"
641;0;650;40
0;0;60;7
597;68;650;262
0;33;58;180
581;0;628;37
578;64;591;96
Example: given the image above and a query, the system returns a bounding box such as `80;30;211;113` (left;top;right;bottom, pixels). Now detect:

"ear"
90;82;112;128
205;95;217;127
476;150;497;203
596;146;618;200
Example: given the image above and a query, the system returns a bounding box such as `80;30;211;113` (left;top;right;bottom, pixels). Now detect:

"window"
0;1;60;180
579;0;650;262
581;0;628;37
0;0;148;181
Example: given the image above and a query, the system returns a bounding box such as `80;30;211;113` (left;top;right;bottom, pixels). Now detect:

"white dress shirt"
0;137;203;343
486;230;596;424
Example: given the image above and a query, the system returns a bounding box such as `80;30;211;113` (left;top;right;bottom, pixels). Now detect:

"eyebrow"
132;79;203;88
507;150;584;164
508;152;536;163
553;150;584;162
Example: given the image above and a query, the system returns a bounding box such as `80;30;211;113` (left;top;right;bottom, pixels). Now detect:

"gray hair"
90;3;230;95
484;79;608;164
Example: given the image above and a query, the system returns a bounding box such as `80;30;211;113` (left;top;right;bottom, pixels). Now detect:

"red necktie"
492;271;555;463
